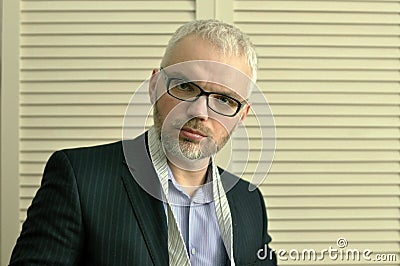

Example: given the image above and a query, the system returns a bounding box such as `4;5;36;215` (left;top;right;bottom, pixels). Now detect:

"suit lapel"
120;133;168;266
220;169;241;265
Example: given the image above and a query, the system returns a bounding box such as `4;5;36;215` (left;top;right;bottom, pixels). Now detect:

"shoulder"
60;140;123;157
45;141;124;178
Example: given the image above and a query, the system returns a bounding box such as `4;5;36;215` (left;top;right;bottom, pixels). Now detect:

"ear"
239;103;251;123
149;68;159;104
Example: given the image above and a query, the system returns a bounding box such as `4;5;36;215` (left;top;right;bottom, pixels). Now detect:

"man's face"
151;36;252;162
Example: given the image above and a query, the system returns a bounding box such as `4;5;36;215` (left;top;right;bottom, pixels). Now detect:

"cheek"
211;118;238;136
156;96;188;125
157;97;178;116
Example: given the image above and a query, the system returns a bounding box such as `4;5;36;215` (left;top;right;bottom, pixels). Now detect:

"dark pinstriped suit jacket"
10;132;277;266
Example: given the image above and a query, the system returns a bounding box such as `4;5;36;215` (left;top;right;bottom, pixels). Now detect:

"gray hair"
160;19;258;82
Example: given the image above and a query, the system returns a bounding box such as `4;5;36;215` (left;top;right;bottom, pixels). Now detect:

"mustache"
172;118;212;137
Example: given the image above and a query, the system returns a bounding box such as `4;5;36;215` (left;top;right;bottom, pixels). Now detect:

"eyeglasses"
160;70;246;117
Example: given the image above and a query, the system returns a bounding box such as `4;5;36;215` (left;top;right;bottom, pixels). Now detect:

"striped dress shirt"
166;166;227;265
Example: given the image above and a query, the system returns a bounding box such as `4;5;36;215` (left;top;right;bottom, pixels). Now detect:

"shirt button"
191;248;196;255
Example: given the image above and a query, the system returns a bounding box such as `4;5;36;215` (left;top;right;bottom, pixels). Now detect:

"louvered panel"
237;162;399;174
235;12;400;24
267;105;400;116
259;81;400;93
256;47;400;58
246;115;400;127
235;1;400;12
252;35;400;47
18;0;195;229
20;82;147;93
21;23;187;35
21;47;165;58
20;115;400;128
22;11;194;22
239;23;400;36
245;150;399;162
250;174;400;185
20;105;134;116
269;207;400;219
265;196;400;208
21;1;195;11
234;1;400;265
260;58;400;70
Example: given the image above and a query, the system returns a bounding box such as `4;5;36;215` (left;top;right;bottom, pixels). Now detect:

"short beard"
153;104;231;160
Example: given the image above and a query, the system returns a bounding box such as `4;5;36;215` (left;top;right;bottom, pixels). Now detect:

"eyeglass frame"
159;67;247;117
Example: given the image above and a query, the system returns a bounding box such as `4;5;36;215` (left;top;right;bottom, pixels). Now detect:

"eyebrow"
170;77;244;100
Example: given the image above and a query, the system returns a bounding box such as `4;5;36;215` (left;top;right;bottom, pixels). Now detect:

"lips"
180;127;207;141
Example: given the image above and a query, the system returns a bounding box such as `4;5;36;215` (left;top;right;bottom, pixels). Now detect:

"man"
10;20;277;265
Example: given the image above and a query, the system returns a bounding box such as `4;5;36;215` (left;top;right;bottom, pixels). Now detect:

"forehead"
165;35;252;76
162;61;254;99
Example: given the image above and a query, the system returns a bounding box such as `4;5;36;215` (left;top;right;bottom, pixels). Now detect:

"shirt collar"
167;164;214;204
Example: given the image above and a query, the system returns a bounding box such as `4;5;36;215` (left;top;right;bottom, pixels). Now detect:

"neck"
167;158;210;197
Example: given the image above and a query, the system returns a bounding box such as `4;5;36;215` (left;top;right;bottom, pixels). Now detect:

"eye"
176;82;193;91
213;94;237;107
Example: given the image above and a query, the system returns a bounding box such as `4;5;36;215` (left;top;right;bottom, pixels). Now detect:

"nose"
186;95;209;120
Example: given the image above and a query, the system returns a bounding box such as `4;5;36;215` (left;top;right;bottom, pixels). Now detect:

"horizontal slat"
18;127;400;139
20;92;140;104
269;254;400;265
19;92;400;105
19;115;400;128
19;103;400;117
264;174;400;185
235;1;400;13
18;81;400;94
20;46;400;59
251;35;400;47
258;58;400;71
236;139;400;150
256;47;400;59
21;59;161;70
21;35;170;46
20;30;400;48
246;116;400;128
21;23;190;35
19;58;400;71
236;23;400;35
21;47;165;57
21;11;194;22
21;46;400;58
20;160;400;174
268;207;400;219
235;161;400;174
19;81;148;93
259;81;400;93
258;93;400;105
21;1;195;11
256;127;399;138
20;139;400;152
242;150;400;162
234;12;400;24
268;105;400;116
17;170;400;187
19;69;400;82
264;196;400;208
20;105;145;116
269;219;400;231
21;204;399;220
21;150;400;164
270;231;400;243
